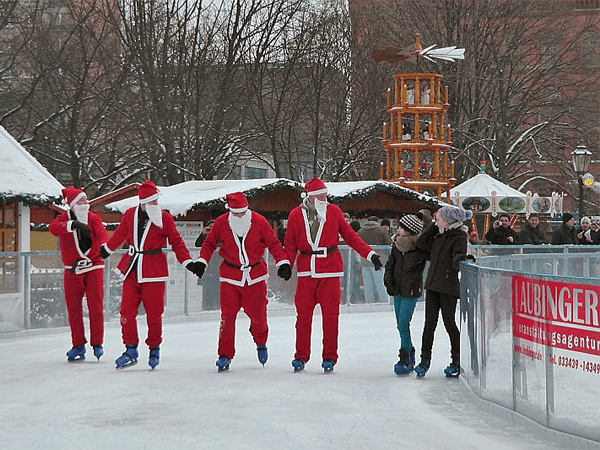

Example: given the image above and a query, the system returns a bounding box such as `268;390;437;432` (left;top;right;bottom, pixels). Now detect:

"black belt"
125;247;163;273
300;246;338;256
224;258;263;270
68;259;93;274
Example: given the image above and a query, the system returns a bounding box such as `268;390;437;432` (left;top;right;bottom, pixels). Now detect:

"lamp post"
571;144;593;220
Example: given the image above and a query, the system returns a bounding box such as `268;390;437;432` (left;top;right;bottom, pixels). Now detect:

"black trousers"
420;290;460;361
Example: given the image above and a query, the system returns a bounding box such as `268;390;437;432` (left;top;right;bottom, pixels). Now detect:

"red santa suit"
285;179;376;365
103;182;193;350
49;187;108;348
199;197;289;360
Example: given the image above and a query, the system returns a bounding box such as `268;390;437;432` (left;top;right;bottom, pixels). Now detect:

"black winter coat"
551;224;577;245
518;223;549;245
416;224;468;298
384;246;428;298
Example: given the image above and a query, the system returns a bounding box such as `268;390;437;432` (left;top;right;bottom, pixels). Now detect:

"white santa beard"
72;204;89;225
145;204;163;228
228;211;252;237
314;199;328;222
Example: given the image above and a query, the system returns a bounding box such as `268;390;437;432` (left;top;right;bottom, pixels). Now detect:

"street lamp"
571;144;593;220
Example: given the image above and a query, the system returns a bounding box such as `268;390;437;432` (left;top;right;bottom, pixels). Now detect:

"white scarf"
228;210;252;237
72;204;90;225
145;203;163;229
314;199;328;222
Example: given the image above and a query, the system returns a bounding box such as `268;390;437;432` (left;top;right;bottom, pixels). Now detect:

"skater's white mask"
72;200;90;225
144;201;163;229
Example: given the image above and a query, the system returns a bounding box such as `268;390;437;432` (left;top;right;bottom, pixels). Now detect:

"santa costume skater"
101;180;203;369
284;178;382;373
49;186;108;362
197;192;291;371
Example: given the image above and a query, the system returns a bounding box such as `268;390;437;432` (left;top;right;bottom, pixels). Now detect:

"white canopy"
0;125;63;201
449;173;561;216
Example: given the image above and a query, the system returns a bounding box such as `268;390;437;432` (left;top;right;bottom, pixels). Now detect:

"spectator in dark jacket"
485;214;518;245
551;213;578;245
518;214;549;245
384;214;427;375
414;206;473;378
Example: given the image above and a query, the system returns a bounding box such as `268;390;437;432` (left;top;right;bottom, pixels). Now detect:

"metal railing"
0;245;394;332
460;247;600;444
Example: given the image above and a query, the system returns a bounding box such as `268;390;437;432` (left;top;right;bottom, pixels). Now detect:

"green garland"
0;193;62;207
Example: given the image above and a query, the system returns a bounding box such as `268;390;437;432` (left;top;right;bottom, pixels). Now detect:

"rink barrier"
0;245;394;332
461;245;600;444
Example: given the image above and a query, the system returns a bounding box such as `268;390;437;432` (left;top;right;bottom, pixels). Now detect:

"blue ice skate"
257;345;268;366
216;355;231;372
444;359;460;378
115;345;138;369
93;345;104;361
66;345;86;362
394;348;414;375
149;346;160;370
415;358;431;378
291;359;305;373
322;359;335;373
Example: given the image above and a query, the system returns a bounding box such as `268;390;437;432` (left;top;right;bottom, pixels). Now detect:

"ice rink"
0;303;596;450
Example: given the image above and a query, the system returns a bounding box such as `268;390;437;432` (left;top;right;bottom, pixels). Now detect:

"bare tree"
352;0;600;199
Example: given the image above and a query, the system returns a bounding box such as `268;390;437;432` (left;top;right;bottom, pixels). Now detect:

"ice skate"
444;357;460;378
291;359;305;372
322;359;335;373
66;345;86;362
216;355;231;372
394;348;414;375
415;357;431;378
149;346;160;370
257;345;268;366
93;345;104;361
115;345;138;369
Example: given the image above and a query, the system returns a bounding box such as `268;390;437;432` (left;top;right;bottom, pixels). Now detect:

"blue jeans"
393;296;419;351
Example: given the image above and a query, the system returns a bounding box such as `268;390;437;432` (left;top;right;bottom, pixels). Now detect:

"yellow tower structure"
380;71;455;200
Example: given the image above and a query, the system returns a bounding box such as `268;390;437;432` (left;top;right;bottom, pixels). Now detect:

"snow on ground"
0;303;596;450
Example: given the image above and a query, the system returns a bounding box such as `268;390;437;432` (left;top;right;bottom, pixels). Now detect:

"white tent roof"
450;173;525;198
106;178;301;217
0;125;63;201
106;178;442;217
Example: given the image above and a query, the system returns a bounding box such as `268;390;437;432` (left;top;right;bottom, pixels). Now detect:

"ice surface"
0;304;595;450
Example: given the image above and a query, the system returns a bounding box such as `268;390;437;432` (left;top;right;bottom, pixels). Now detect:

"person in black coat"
414;205;473;378
485;213;518;245
551;213;578;245
384;214;427;375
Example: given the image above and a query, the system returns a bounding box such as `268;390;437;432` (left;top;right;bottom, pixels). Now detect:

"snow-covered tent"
105;178;444;221
105;179;303;219
325;180;443;215
0;125;63;251
0;125;63;331
448;173;561;217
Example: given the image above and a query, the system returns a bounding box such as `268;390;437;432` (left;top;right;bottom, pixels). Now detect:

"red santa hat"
226;192;249;213
61;186;86;208
301;177;328;199
138;180;160;204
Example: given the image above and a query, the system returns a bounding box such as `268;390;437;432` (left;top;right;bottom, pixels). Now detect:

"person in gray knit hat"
413;205;474;378
384;214;427;375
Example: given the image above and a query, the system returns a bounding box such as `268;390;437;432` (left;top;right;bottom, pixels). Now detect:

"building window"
246;166;267;179
0;202;18;294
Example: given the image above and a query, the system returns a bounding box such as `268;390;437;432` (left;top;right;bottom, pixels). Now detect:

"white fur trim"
307;188;328;196
139;192;159;204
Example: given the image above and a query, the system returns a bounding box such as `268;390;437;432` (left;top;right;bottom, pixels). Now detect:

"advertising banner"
513;275;600;373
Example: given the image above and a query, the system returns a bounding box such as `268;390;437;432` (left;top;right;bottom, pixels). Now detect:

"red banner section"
513;275;600;357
